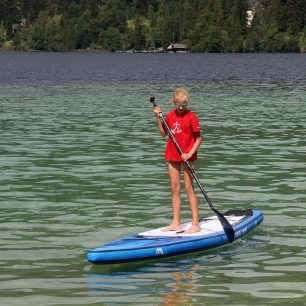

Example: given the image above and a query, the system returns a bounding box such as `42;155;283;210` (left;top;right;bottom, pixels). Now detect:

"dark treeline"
1;0;306;52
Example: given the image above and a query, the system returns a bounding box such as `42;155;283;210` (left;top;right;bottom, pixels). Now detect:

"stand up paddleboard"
87;209;263;264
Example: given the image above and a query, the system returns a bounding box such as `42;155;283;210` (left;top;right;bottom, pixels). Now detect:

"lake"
0;52;306;305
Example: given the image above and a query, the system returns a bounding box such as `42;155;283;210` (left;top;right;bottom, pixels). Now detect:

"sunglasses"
173;102;188;108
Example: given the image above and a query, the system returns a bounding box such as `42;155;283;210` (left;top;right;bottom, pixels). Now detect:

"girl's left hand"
181;153;192;162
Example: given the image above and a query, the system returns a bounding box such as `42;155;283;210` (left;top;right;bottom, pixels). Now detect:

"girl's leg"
183;162;200;233
163;161;182;231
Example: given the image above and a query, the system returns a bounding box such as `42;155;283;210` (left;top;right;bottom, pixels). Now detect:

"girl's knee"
184;184;195;196
171;184;181;196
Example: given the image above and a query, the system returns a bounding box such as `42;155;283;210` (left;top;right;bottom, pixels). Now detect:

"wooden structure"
166;43;187;53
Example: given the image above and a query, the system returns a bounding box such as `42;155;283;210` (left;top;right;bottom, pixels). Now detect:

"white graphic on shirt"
171;121;182;134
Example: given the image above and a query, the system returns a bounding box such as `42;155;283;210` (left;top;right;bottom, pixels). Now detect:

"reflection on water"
87;258;213;305
86;235;306;304
87;267;198;305
0;61;306;304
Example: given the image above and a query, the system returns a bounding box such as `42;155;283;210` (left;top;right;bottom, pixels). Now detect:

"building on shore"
247;10;254;27
166;43;188;53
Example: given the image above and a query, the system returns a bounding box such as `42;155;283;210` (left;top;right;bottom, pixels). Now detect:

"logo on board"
156;248;164;255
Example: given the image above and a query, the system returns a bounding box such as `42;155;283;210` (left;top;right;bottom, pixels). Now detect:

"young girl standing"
153;88;202;234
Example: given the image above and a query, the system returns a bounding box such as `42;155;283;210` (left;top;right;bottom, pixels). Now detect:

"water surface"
0;52;306;305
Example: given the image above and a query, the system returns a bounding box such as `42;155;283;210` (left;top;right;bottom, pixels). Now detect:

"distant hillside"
1;0;306;52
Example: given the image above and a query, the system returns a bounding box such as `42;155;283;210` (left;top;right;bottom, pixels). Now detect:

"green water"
1;83;306;305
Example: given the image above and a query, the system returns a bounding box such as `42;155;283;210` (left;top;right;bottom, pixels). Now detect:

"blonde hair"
172;88;190;104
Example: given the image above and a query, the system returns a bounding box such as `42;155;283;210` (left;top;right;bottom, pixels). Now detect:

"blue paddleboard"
87;209;263;264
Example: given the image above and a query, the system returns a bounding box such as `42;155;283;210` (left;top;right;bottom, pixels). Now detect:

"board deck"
139;215;244;237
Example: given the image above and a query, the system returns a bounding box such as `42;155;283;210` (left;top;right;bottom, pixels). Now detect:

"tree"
28;11;48;50
189;0;226;52
225;0;248;52
0;22;12;50
155;0;179;48
97;27;122;50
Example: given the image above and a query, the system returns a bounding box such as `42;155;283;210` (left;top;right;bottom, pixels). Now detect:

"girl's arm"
181;132;202;161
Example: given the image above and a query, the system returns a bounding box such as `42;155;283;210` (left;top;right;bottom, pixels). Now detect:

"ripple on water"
0;80;306;305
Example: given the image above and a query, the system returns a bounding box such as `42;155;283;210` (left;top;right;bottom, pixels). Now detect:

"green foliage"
0;23;7;46
98;27;123;51
0;0;306;52
299;29;306;53
0;22;13;50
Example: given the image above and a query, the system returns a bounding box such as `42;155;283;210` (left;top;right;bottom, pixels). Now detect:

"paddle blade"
223;224;235;243
216;212;235;243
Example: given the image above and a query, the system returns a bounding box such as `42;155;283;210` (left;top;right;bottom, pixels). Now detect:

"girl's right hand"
153;106;162;116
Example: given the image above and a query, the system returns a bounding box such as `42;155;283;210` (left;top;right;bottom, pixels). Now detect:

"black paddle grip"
150;96;157;107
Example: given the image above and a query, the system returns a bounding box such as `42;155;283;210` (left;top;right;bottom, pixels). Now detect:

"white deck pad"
139;215;244;237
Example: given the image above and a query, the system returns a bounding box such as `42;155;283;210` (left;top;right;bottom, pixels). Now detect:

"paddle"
150;96;235;243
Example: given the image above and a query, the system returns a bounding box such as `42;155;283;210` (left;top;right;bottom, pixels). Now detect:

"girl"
153;88;202;234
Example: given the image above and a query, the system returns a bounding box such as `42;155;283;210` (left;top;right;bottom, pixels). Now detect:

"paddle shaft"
150;97;235;242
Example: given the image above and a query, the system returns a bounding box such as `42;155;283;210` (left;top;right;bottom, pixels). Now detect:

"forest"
1;0;306;52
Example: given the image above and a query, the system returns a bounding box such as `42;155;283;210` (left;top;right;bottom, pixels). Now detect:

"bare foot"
186;224;201;234
162;224;181;232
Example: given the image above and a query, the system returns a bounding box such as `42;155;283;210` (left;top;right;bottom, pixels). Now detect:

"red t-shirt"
164;109;201;162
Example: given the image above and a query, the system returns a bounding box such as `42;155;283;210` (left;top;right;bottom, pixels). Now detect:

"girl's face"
173;99;189;114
